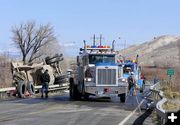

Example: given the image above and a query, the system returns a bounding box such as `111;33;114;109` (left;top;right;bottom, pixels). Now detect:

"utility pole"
124;40;126;55
118;37;126;62
124;40;126;50
118;37;126;50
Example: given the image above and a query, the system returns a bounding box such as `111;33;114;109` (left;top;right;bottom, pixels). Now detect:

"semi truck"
118;59;145;93
69;38;128;102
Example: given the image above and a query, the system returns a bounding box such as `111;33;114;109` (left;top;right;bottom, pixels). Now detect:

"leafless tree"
38;40;62;59
11;21;56;64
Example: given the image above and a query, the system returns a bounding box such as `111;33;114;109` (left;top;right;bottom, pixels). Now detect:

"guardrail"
150;82;168;124
0;83;69;99
0;87;16;93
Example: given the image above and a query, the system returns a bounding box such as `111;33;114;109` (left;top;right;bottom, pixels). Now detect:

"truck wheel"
27;81;35;95
82;83;89;100
69;78;81;100
69;80;73;98
69;78;74;99
120;93;126;103
84;93;89;100
17;81;26;98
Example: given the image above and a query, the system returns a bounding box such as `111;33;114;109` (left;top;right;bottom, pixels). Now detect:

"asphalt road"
0;92;148;125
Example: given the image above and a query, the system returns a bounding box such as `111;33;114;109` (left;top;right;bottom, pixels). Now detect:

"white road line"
118;99;145;125
51;108;92;113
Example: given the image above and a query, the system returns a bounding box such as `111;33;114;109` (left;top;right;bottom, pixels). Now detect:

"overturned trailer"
11;54;67;98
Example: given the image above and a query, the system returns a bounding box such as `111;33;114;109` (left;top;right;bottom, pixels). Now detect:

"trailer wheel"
17;81;26;98
119;93;126;103
27;82;35;95
55;75;67;84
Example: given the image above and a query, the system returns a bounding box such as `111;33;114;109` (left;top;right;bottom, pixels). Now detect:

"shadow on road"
3;92;131;110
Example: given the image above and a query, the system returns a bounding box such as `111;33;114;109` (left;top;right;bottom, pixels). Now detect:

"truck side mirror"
80;48;83;51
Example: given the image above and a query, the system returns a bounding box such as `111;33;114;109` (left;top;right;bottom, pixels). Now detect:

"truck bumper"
84;86;128;97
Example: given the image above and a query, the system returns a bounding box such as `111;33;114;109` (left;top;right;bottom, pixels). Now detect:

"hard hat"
132;60;136;63
131;72;134;75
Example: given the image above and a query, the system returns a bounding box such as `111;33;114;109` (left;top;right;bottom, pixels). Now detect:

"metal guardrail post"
149;82;169;124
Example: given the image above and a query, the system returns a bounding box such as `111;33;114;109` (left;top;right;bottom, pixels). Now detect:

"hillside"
119;35;180;68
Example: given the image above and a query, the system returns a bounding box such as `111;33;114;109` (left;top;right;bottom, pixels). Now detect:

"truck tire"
84;93;89;100
17;81;26;98
119;93;126;103
69;78;81;100
56;75;67;80
69;78;73;98
46;57;63;64
82;83;89;100
27;81;35;95
54;79;67;84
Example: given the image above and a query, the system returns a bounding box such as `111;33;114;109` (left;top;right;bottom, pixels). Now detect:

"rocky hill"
119;35;180;68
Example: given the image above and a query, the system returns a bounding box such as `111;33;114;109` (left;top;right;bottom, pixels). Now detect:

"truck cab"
69;40;128;102
118;59;144;92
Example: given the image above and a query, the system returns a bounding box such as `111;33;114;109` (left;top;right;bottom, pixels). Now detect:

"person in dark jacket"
40;69;50;98
128;72;135;96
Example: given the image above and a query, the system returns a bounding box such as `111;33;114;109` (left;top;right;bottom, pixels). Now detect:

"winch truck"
69;38;128;102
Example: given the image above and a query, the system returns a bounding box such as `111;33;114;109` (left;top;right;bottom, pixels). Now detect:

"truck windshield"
123;64;134;74
89;54;115;64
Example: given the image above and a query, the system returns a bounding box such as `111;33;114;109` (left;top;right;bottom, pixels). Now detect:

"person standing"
40;69;50;98
128;72;135;96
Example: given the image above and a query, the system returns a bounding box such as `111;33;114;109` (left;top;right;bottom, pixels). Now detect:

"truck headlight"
119;78;127;83
85;78;93;82
121;78;126;82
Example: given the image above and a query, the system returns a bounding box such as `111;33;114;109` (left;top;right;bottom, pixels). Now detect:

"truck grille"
97;69;116;85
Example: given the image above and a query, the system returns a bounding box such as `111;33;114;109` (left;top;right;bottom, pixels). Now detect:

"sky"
0;0;180;57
